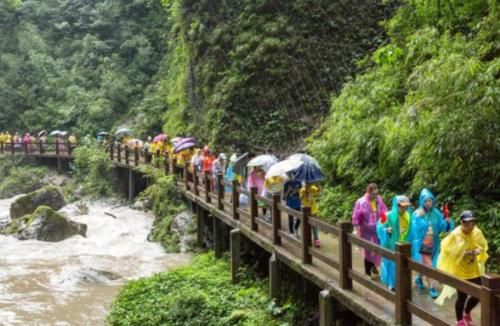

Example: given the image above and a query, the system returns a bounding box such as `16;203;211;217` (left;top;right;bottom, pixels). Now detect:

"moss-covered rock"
2;206;87;242
10;186;66;219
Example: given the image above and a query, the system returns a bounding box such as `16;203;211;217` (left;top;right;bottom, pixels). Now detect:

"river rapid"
0;197;190;325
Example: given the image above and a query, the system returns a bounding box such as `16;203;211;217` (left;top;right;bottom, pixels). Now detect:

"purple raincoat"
352;194;388;265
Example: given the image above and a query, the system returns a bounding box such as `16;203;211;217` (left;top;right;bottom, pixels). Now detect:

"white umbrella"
38;130;47;137
265;159;303;179
49;130;62;136
126;139;143;148
247;154;278;172
115;128;133;137
287;153;320;167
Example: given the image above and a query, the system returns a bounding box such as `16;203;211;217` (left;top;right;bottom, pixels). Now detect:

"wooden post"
204;173;211;203
184;162;190;190
125;146;130;165
193;168;199;196
196;206;204;247
128;169;135;202
272;194;281;245
117;144;121;162
109;144;114;161
481;273;500;326
301;207;312;264
11;141;14;155
39;141;44;154
0;142;3;154
250;187;258;231
134;147;139;166
154;150;160;168
217;173;224;210
172;157;177;177
232;180;240;220
230;228;241;284
55;140;60;155
269;254;280;301
319;290;333;326
213;217;223;258
164;153;169;174
67;141;72;156
23;142;28;155
395;243;412;326
339;222;353;290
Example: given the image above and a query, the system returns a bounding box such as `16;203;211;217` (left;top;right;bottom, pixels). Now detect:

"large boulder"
10;186;66;219
4;206;87;242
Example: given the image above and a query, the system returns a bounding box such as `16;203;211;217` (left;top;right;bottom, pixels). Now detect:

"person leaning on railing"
435;210;489;326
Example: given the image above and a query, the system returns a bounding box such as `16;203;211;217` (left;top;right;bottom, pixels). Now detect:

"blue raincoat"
408;189;454;267
376;196;412;290
224;164;235;194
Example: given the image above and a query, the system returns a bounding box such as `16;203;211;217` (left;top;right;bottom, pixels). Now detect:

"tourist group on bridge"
0;128;490;326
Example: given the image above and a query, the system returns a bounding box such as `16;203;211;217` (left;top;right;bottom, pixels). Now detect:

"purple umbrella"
174;141;197;153
153;133;167;142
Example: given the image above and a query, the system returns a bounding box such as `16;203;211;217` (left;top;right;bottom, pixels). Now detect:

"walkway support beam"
269;254;280;301
213;216;223;258
319;289;333;326
230;228;241;284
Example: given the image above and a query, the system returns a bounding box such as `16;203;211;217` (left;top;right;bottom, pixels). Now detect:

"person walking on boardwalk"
409;188;454;298
352;183;387;279
435;210;488;326
376;195;412;291
283;173;302;236
299;182;321;248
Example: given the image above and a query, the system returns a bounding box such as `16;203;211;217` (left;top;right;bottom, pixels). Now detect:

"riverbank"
0;196;190;325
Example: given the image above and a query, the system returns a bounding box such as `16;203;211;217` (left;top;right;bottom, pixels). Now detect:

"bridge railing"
6;143;500;325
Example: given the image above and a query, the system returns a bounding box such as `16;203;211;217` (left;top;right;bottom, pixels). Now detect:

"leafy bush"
136;164;188;252
108;253;302;326
310;0;500;268
0;156;48;198
71;144;117;197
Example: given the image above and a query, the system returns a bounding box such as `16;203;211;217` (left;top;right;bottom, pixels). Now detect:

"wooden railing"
4;143;500;325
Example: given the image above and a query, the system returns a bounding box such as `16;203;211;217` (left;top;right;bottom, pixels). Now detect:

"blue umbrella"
291;162;325;183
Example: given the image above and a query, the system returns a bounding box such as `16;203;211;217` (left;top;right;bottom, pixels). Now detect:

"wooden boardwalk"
2;143;499;326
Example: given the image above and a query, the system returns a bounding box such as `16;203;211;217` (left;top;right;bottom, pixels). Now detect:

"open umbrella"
49;130;62;136
38;130;47;137
153;133;167;142
291;162;324;183
126;139;143;148
171;137;181;144
97;131;109;136
115;128;132;138
174;141;197;153
247;154;278;172
287;153;320;167
265;159;303;179
233;153;249;176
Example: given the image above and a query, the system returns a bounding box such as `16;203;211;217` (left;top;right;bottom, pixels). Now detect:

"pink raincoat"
352;194;388;265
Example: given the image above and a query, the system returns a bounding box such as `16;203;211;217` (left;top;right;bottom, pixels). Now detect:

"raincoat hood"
418;188;436;209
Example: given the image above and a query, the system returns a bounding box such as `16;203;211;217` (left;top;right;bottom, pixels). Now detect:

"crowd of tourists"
0;130;77;153
1;128;488;325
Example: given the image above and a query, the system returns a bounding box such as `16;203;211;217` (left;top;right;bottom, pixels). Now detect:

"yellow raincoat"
435;225;488;305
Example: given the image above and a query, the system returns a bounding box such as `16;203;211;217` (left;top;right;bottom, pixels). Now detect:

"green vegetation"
136;164;194;252
309;0;500;267
70;144;118;198
0;156;48;198
159;0;396;151
108;253;302;326
0;0;169;135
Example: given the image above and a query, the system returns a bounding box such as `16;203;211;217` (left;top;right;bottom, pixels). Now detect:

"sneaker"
314;239;321;248
429;288;439;299
463;313;474;326
455;320;467;326
415;276;425;290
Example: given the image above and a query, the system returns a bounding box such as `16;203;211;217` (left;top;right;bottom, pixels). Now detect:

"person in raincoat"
435;211;488;326
212;153;227;193
352;183;388;278
5;132;12;151
376;195;412;291
299;182;321;247
0;132;5;147
68;133;77;151
283;173;302;236
409;188;454;298
247;166;267;216
224;154;237;195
